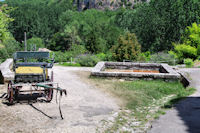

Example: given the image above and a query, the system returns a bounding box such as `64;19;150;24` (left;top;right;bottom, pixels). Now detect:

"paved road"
0;66;119;133
149;68;200;133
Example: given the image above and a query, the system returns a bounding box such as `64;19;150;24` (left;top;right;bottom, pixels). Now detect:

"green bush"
27;37;45;51
0;37;21;63
70;44;87;56
184;58;194;68
59;62;81;67
150;52;176;65
76;54;100;67
170;23;200;62
173;44;197;62
183;23;200;48
112;32;141;61
96;53;106;61
104;51;113;61
54;51;73;63
54;45;87;63
0;48;9;63
95;52;114;61
138;51;151;62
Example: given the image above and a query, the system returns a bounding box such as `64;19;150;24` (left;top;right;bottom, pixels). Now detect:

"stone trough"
91;62;189;86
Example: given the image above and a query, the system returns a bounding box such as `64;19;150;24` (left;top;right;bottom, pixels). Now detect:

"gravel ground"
148;68;200;133
0;66;119;133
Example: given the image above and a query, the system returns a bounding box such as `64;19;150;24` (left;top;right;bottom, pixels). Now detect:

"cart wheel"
45;88;53;102
14;88;19;100
7;82;14;104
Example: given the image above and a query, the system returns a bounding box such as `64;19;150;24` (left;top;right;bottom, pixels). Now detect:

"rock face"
74;0;149;11
0;59;14;83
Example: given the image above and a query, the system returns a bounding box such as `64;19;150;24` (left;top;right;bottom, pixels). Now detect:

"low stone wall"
91;62;181;81
0;59;14;83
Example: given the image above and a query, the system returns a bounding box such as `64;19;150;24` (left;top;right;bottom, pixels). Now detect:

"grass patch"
89;77;195;111
58;62;81;67
111;80;194;110
74;72;195;132
91;78;195;132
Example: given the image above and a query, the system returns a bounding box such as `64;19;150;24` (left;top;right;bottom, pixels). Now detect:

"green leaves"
170;22;200;62
0;5;13;43
184;22;200;47
27;37;45;51
56;9;122;53
115;0;200;52
6;0;74;42
172;44;197;62
112;32;141;61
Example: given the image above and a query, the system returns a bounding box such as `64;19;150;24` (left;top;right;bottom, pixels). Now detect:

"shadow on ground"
0;93;56;119
162;96;200;133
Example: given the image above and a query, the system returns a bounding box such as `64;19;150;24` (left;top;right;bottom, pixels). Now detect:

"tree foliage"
112;32;141;61
183;23;200;48
5;0;74;42
27;37;45;51
2;0;200;57
115;0;200;52
52;9;122;52
170;23;200;62
0;5;13;44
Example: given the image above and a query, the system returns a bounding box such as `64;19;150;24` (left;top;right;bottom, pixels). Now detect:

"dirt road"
0;66;119;133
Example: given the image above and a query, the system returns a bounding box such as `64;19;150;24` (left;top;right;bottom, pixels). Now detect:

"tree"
5;0;74;42
0;5;13;44
57;9;122;53
27;37;45;51
115;0;200;52
112;32;141;61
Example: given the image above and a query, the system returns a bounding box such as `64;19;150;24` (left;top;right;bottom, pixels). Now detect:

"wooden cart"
7;51;66;104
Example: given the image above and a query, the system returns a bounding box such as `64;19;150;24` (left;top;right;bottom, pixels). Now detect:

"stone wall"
91;62;181;81
0;59;14;84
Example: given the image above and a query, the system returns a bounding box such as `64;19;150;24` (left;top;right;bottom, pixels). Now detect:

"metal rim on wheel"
45;84;53;102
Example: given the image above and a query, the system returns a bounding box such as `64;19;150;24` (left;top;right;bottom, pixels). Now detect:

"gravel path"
148;68;200;133
0;66;119;133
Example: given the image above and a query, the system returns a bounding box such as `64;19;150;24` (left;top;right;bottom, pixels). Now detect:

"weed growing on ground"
91;78;195;132
74;71;195;132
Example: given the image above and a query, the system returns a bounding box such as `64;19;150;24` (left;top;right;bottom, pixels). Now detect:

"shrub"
150;52;176;65
170;23;200;62
183;23;200;48
54;51;73;63
59;62;81;67
54;45;87;63
138;51;151;62
95;52;113;61
104;51;113;61
96;53;106;61
112;32;141;61
184;58;194;68
0;37;21;63
27;37;45;51
70;44;87;56
76;54;100;67
173;44;197;62
0;47;9;63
